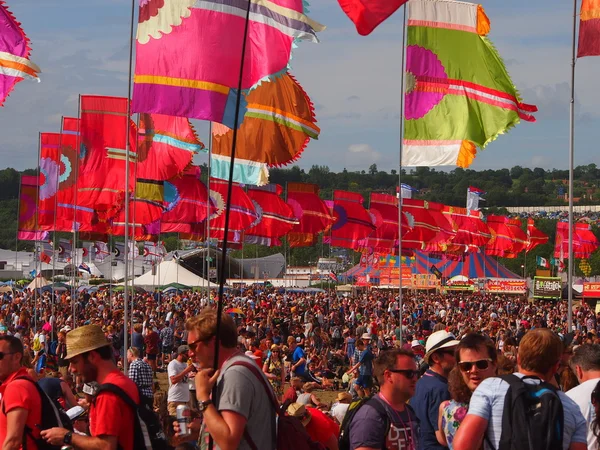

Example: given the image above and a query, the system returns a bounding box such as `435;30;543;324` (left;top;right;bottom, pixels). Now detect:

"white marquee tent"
130;260;218;290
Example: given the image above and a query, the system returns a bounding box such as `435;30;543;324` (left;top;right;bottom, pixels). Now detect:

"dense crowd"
0;286;600;449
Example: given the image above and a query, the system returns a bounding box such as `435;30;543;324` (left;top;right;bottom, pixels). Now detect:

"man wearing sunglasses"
348;348;420;450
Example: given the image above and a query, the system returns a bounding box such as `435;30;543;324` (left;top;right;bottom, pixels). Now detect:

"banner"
484;279;527;295
413;274;439;289
533;277;562;300
583;282;600;299
379;266;413;287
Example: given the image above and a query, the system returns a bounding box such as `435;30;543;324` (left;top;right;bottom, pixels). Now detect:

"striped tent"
344;251;521;281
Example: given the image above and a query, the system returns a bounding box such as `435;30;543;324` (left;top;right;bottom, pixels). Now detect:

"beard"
81;359;99;383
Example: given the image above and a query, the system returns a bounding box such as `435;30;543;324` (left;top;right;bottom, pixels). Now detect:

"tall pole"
123;0;136;373
34;133;42;333
567;0;577;331
396;5;408;346
210;3;252;449
206;126;212;299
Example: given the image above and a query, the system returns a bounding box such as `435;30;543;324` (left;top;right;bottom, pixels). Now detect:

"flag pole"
206;122;212;299
209;2;252;448
123;0;136;374
567;0;578;332
34;132;42;332
73;96;81;328
396;4;408;346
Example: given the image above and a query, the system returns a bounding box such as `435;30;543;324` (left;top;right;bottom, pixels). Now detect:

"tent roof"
27;277;49;290
131;260;218;289
344;251;522;280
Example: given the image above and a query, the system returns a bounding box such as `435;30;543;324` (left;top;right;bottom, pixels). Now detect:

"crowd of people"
1;285;600;449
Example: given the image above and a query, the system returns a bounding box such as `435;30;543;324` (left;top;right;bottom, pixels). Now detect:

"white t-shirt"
167;359;190;402
566;377;600;450
331;402;350;424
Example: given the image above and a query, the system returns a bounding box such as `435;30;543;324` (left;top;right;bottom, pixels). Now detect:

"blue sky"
1;0;599;173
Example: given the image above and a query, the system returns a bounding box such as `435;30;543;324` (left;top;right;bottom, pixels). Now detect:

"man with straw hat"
287;402;340;449
41;324;140;450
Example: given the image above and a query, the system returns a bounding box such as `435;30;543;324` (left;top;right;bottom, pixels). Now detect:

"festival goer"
41;324;140;450
453;328;587;450
262;344;285;399
127;346;154;406
287;402;340;450
167;345;194;417
411;330;459;450
348;348;419;450
567;343;600;449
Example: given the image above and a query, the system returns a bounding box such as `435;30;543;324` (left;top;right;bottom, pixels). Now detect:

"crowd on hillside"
0;286;599;449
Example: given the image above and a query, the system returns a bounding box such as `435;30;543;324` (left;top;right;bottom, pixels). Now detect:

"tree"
368;164;378;175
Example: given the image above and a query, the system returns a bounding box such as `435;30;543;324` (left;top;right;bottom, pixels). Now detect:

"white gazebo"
130;260;218;290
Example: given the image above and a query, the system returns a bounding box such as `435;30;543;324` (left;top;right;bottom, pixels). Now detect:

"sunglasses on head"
458;358;493;372
387;369;418;379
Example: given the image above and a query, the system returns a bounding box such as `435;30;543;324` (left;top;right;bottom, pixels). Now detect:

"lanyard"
378;392;416;450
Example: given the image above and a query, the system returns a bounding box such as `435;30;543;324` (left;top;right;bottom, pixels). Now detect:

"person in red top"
0;335;42;450
283;376;303;404
287;402;340;450
41;325;140;450
144;324;160;372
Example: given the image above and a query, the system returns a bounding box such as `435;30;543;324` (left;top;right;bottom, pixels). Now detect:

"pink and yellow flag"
578;0;600;57
132;0;324;128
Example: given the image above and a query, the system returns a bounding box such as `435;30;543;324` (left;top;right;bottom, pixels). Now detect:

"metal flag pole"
123;0;136;373
206;122;213;299
396;4;408;346
34;132;42;332
567;0;578;331
209;2;252;448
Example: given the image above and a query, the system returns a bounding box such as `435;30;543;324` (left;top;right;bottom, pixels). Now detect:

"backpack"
495;374;564;450
2;376;73;450
332;327;342;340
338;396;390;450
229;359;326;450
95;383;172;450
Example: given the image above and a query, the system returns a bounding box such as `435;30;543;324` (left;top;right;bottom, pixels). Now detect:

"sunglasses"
0;352;15;360
458;358;493;372
387;369;418;379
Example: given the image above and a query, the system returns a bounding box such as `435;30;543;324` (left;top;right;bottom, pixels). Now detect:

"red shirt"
144;331;160;355
282;386;298;404
0;368;42;450
90;370;140;450
305;407;339;446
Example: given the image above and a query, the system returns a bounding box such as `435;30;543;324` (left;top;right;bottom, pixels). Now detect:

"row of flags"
35;241;166;265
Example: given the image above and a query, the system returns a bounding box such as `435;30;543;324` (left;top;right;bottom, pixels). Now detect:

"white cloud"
348;144;375;154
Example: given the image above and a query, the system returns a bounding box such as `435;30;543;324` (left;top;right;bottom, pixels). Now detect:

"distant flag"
94;241;110;262
526;219;549;252
29;270;36;278
58;239;72;262
113;242;125;262
328;271;338;282
466;186;486;211
337;0;406;36
402;0;537;168
37;241;53;264
78;263;92;275
577;0;600;57
396;184;418;199
536;256;550;269
0;1;41;107
17;175;48;241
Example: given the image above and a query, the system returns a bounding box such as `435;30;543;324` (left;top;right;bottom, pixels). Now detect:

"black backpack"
338;396;390;450
2;376;73;450
495;374;564;450
95;383;172;450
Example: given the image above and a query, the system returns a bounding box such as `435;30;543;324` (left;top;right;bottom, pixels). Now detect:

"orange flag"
578;0;600;57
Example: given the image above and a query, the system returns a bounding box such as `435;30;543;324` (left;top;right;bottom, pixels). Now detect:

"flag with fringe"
403;0;537;168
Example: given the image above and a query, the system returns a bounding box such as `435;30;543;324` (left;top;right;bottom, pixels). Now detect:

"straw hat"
65;325;111;360
336;392;352;403
287;403;311;426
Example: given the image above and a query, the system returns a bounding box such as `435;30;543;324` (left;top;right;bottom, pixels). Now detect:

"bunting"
0;1;40;107
403;0;536;167
132;0;324;128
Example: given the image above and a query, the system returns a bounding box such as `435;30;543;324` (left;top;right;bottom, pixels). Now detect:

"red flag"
526;218;549;252
337;0;406;35
578;0;600;57
38;133;61;230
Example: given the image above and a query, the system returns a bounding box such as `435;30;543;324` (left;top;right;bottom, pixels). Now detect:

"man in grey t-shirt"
182;308;276;450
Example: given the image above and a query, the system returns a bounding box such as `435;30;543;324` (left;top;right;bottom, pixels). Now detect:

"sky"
1;0;599;174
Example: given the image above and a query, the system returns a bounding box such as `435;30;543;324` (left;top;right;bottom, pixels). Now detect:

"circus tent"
344;251;521;281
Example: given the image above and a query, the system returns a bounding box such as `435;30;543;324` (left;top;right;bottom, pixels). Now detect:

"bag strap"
95;383;139;411
229;360;280;414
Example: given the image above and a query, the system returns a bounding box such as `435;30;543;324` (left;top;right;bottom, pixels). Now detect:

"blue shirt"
411;369;450;450
468;373;587;450
292;346;306;375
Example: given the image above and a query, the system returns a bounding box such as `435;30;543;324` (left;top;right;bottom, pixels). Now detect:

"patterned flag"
132;0;324;128
58;239;72;262
94;241;110;262
143;241;165;263
78;263;92;275
466;186;486;211
113;242;125;261
536;256;550;269
337;0;406;35
578;0;600;57
17;175;47;241
403;0;537;167
38;133;61;230
0;1;40;107
37;241;53;263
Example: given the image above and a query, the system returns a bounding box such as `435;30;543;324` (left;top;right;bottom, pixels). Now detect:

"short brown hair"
128;347;140;358
456;333;497;363
518;329;562;374
373;348;415;385
185;308;238;349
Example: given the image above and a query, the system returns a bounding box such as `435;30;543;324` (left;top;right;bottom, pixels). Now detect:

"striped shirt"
468;373;587;450
128;358;153;401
